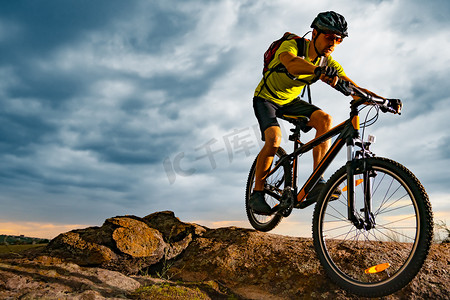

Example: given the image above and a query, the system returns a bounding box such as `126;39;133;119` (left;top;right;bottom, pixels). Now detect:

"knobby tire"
312;157;433;297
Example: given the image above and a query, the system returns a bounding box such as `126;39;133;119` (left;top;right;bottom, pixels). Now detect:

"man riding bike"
250;11;397;215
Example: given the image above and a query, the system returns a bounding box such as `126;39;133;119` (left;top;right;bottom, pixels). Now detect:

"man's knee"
322;112;333;128
309;110;332;131
264;126;282;148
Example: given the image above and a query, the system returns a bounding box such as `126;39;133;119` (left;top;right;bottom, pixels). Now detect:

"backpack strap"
296;37;306;59
303;57;327;104
258;36;314;101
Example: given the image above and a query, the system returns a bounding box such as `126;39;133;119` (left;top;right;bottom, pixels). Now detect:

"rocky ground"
0;211;448;299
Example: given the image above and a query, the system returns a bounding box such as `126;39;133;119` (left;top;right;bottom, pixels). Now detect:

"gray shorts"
253;96;320;141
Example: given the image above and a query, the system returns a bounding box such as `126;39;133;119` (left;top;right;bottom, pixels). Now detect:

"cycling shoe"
296;179;341;209
249;191;272;215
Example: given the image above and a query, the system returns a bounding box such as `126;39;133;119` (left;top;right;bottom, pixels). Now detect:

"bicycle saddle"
279;114;312;133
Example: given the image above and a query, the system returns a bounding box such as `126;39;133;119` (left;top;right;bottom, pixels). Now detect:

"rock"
46;231;116;265
143;211;208;260
43;212;206;274
0;259;140;299
143;211;208;240
168;227;334;299
45;215;168;273
109;217;165;259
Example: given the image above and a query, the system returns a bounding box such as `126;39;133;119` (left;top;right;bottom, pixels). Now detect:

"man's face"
313;30;343;57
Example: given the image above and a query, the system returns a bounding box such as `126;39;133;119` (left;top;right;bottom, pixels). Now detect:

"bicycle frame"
267;99;366;224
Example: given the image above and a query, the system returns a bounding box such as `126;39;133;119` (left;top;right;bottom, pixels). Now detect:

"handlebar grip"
379;101;393;113
384;98;403;115
334;79;354;96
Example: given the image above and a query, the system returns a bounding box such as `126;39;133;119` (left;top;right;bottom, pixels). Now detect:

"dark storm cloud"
74;126;178;165
390;0;450;32
0;0;134;57
145;51;237;102
0;1;196;206
0;0;223;164
388;68;450;123
437;135;450;160
129;8;194;53
5;68;89;106
0;112;56;155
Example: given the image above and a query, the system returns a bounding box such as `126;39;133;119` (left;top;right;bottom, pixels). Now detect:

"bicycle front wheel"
312;157;433;297
245;147;291;232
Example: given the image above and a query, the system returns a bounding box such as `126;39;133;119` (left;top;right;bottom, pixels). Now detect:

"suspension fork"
346;138;360;226
346;137;375;229
363;164;376;229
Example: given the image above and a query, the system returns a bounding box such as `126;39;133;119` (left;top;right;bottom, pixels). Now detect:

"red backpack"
262;32;307;74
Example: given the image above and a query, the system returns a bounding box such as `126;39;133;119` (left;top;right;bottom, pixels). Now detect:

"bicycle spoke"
377;202;412;215
371;172;386;198
375;185;403;216
322;222;353;234
379;214;416;227
325;204;348;221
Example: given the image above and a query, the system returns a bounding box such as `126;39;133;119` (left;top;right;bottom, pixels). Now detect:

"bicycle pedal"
330;194;340;201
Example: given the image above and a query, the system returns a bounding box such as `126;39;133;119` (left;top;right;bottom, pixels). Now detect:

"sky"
1;0;449;239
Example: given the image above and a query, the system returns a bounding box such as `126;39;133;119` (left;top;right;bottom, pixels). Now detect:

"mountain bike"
245;80;433;297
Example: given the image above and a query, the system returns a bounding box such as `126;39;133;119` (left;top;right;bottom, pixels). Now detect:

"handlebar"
334;79;402;115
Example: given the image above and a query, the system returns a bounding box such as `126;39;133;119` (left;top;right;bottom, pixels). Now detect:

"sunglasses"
322;33;343;44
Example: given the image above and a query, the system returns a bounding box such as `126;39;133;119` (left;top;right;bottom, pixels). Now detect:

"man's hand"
314;66;339;86
381;99;402;114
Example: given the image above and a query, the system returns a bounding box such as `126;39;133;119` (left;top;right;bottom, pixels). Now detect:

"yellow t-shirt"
254;38;346;105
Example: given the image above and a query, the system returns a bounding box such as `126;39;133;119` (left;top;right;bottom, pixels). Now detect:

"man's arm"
280;52;388;103
279;51;316;76
279;51;339;85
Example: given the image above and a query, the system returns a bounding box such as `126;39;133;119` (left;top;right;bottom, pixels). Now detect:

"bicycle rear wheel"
245;147;291;232
312;157;433;297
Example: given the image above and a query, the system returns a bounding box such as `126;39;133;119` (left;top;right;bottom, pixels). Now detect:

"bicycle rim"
313;158;432;296
245;148;290;231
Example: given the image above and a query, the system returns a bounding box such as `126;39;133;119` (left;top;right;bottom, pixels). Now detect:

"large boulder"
45;211;207;273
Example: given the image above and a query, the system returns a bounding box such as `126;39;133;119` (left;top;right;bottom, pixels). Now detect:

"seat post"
289;125;301;141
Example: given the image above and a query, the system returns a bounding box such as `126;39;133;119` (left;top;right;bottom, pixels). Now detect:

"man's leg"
254;126;282;191
297;109;341;207
307;110;332;169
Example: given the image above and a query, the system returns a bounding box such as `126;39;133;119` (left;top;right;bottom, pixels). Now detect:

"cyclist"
251;11;382;215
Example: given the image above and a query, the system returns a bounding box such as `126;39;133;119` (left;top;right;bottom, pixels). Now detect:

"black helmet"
311;11;348;37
